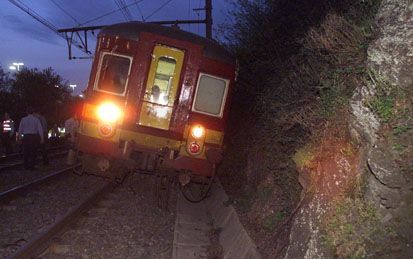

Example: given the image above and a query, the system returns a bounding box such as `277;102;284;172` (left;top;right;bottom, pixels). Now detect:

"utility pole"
193;0;212;39
205;0;212;39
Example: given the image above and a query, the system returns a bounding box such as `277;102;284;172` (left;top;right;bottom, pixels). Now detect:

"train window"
95;52;132;96
192;73;229;118
145;57;176;105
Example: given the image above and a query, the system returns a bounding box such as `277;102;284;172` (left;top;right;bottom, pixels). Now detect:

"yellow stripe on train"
79;120;224;158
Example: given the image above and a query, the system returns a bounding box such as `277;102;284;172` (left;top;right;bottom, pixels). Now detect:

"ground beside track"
0;158;68;193
0;172;106;258
39;174;177;259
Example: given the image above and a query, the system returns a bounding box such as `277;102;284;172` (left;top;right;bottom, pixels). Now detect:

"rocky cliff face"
351;0;412;218
368;0;413;90
285;0;412;258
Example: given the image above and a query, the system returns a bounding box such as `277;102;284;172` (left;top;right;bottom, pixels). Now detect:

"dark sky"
0;0;232;94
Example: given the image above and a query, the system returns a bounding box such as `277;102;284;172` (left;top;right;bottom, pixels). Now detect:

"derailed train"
75;22;236;202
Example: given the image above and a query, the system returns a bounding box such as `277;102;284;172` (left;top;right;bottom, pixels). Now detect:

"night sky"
0;0;231;94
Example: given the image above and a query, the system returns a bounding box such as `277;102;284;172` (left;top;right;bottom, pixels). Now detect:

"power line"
8;0;91;57
134;1;145;21
145;0;173;21
80;0;144;26
49;0;81;25
9;0;60;35
118;0;133;20
114;0;131;21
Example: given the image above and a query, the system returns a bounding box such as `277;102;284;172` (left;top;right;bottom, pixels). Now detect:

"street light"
69;84;77;92
12;62;24;71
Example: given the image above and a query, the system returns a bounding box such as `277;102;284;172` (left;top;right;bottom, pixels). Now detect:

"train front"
75;22;236;182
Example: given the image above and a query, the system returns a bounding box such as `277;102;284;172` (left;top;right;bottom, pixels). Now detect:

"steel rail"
0;165;78;202
9;181;114;259
0;145;67;163
0;151;68;171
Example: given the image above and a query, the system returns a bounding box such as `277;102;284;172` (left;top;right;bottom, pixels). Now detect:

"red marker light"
99;124;113;137
188;142;201;154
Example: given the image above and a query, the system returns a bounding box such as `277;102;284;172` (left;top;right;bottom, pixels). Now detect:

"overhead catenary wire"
49;0;82;26
9;0;60;35
114;0;132;21
80;0;144;26
144;0;173;21
7;0;87;52
118;0;133;20
134;0;146;21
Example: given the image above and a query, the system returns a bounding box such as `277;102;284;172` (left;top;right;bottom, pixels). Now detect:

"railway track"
1;173;176;258
0;146;66;163
0;165;77;203
9;181;114;259
0;148;68;171
1;170;260;258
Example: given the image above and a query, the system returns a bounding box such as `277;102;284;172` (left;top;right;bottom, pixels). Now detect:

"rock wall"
351;0;412;216
368;0;413;89
285;0;412;257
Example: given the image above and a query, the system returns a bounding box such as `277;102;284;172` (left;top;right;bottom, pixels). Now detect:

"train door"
138;45;184;130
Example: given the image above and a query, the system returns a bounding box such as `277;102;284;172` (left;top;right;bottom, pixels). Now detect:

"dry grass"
322;198;398;258
305;13;366;64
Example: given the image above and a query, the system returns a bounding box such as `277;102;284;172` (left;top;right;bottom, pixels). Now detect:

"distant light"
11;62;24;71
55;85;59;88
79;94;84;98
69;84;77;92
9;66;16;70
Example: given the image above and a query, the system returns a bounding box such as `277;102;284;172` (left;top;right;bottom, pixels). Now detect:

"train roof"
100;22;235;65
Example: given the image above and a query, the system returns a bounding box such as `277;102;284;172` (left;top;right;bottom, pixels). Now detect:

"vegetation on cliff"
216;0;411;257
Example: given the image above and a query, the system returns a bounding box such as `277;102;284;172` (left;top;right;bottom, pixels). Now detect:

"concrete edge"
205;181;262;259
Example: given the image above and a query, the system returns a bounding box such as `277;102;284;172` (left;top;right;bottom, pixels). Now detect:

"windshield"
96;53;131;95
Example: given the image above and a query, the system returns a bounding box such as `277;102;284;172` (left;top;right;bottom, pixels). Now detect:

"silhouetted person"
64;113;79;146
1;112;14;154
151;85;161;103
34;110;49;165
18;107;44;170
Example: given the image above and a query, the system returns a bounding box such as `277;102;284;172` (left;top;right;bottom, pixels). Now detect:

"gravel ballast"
0;171;107;258
40;173;177;258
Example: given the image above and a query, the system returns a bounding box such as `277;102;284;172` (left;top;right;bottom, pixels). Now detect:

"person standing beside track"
1;112;15;154
64;113;79;145
17;107;44;170
64;113;79;165
34;110;49;165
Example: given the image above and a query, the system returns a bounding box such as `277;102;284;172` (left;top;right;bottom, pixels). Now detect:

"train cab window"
192;73;229;118
95;53;132;96
145;57;176;105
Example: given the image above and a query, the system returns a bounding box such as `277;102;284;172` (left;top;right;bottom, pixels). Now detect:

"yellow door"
138;45;184;130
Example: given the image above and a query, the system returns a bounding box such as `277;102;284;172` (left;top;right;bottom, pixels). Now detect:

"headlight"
97;102;122;123
191;125;205;139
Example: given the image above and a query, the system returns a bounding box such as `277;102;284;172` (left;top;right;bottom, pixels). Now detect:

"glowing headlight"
191;125;205;139
97;102;122;123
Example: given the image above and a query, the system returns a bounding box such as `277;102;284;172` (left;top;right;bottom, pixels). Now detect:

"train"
74;22;236;202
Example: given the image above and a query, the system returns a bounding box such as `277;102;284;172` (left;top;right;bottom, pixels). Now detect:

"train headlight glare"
191;125;205;139
97;102;122;123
